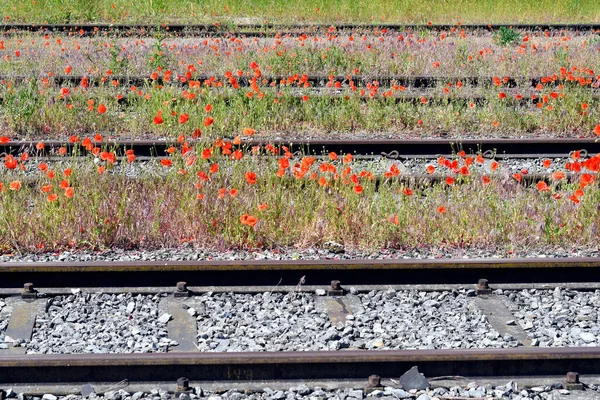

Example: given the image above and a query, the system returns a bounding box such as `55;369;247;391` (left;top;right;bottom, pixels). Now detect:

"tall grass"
1;0;599;24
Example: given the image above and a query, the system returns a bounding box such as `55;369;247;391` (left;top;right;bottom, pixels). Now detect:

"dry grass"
0;146;598;253
1;0;599;24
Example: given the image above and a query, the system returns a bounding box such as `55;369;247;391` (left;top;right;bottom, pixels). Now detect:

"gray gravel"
1;245;599;265
27;292;177;354
3;380;592;400
194;290;516;351
0;298;9;347
509;288;600;347
355;289;519;349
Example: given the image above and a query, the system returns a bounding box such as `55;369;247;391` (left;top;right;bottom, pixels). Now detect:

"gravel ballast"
194;290;516;351
509;288;600;347
27;292;177;354
0;298;10;347
1;245;599;264
3;381;594;400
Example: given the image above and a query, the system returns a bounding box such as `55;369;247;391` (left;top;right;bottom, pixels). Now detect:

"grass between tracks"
2;77;600;139
2;31;600;139
0;141;599;253
1;0;600;24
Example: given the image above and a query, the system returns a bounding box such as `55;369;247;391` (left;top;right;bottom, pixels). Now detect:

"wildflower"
59;180;69;189
403;187;413;196
542;159;551;168
47;193;58;202
36;142;45;150
210;163;219;174
58;147;67;156
570;195;580;204
490;161;499;171
9;180;21;191
243;127;255;136
97;166;105;174
204;117;214;127
258;203;268;211
536;181;550;191
64;187;74;198
595;125;600;136
245;171;257;185
482;176;491;185
204;104;213;112
229;188;238;197
552;171;565;181
153;114;163;124
438;206;447;214
0;136;10;144
512;173;522;183
41;184;52;193
240;214;258;228
353;185;363;194
179;113;189;124
426;165;435;174
580;173;595;188
97;104;107;114
445;177;455;186
202;148;213;159
64;168;72;177
329;152;338;161
389;214;399;225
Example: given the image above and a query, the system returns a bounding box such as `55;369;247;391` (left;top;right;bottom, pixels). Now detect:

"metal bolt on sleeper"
366;374;383;393
22;282;37;299
176;377;192;394
327;280;345;296
476;278;492;295
174;281;190;297
566;372;583;390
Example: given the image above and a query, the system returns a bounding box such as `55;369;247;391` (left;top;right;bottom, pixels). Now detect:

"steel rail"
2;74;590;88
2;138;597;158
1;347;599;384
1;257;600;288
1;23;599;36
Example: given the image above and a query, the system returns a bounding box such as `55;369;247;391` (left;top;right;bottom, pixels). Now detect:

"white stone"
157;313;172;324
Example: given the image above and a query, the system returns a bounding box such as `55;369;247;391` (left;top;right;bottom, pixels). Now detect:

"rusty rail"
0;347;598;384
1;257;600;289
1;23;599;36
1;138;598;158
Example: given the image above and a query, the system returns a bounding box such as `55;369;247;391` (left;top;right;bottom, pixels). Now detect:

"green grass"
1;0;599;24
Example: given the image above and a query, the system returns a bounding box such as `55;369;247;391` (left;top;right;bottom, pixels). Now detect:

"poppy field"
1;29;600;139
0;3;600;255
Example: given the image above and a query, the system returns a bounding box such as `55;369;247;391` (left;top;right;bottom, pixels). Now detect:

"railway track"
3;74;592;89
1;23;599;36
2;138;598;159
1;257;600;391
2;257;600;289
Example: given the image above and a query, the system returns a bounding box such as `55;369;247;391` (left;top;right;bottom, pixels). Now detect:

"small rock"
506;320;516;325
157;313;172;324
315;289;326;296
42;395;57;400
399;366;430;390
580;332;595;343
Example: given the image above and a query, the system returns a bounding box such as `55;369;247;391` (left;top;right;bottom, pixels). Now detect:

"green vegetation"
1;0;599;24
